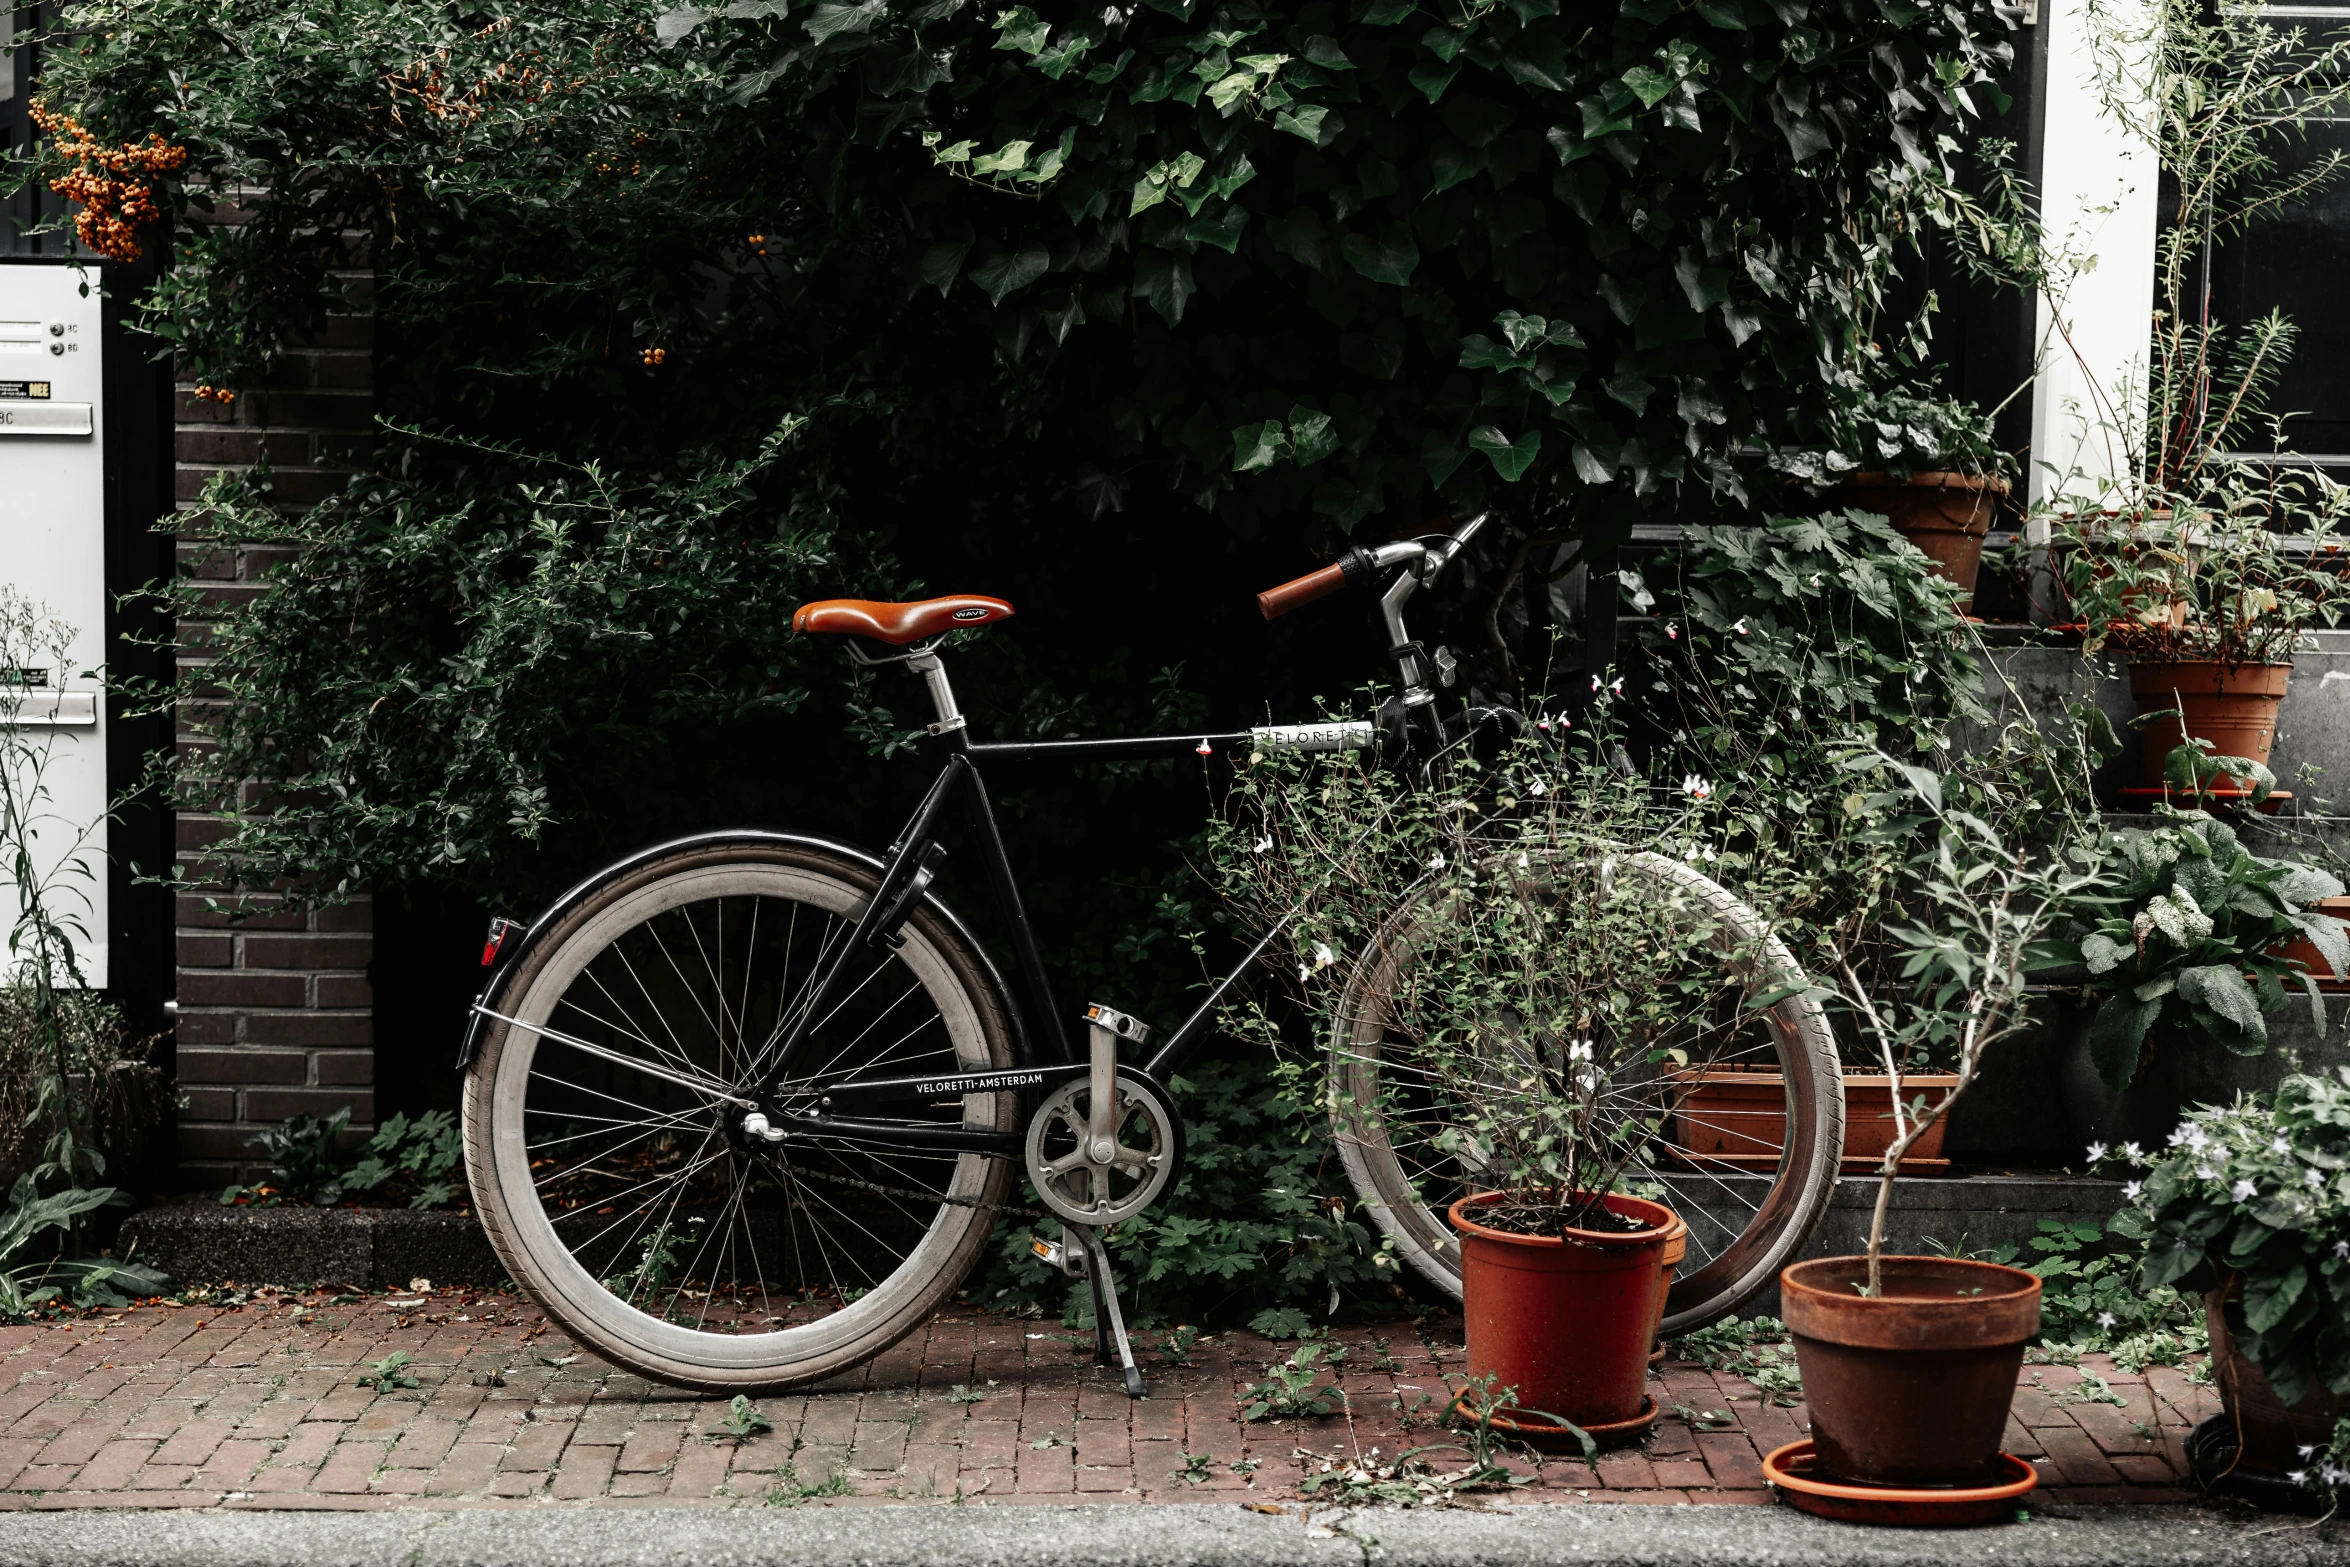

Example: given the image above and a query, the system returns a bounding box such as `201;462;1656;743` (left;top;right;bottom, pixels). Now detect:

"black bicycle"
456;511;1844;1394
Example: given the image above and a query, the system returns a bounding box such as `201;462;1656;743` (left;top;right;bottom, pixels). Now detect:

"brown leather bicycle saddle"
791;594;1015;646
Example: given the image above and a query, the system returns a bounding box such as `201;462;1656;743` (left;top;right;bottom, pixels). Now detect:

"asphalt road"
0;1501;2339;1567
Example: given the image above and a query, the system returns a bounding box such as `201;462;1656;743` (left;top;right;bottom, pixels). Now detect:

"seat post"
905;648;965;735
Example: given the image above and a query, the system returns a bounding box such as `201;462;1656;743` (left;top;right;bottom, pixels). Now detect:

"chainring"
1023;1071;1180;1226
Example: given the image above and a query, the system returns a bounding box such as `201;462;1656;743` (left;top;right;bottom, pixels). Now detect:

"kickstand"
1067;1223;1147;1399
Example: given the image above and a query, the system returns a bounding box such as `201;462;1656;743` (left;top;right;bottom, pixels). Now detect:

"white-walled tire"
462;838;1015;1392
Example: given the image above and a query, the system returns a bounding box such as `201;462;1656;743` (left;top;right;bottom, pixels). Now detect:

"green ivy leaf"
968;247;1050;305
1621;65;1676;108
1429;140;1484;193
1186;204;1249;251
806;0;884;42
1287;406;1339;466
919;237;973;296
1407;58;1461;102
1274;104;1330;142
1302;35;1354;69
1133;249;1196;325
1356;0;1418;23
1340;225;1420;285
1468;425;1541;481
1232;420;1288;472
992;5;1051;53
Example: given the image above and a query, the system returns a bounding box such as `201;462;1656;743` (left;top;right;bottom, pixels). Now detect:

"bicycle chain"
781;1159;1050;1223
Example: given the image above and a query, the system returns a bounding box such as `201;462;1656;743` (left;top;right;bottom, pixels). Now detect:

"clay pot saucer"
1445;1392;1659;1452
1763;1440;2037;1526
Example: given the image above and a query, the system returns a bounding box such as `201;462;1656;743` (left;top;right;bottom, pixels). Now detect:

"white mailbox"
0;262;110;986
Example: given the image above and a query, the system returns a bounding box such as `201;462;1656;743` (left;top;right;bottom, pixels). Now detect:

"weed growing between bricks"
0;1284;2220;1509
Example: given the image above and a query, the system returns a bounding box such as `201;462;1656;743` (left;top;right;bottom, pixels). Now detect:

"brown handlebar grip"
1257;562;1348;620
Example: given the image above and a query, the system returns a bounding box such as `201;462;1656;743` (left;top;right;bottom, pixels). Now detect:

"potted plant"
1775;733;2093;1495
2057;492;2348;784
2053;779;2345;1140
1443;1082;1676;1443
1778;386;2017;610
2102;1072;2350;1501
2040;0;2350;786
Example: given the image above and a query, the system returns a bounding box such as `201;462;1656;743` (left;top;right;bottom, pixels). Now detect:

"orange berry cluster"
640;347;667;367
29;103;189;264
191;385;236;405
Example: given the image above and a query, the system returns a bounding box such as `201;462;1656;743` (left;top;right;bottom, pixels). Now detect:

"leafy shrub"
2105;1071;2350;1406
221;1105;465;1210
341;1111;464;1211
0;988;160;1191
2055;805;2345;1092
1777;385;2014;483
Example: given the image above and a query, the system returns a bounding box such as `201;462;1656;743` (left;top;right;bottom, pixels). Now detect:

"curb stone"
0;1501;2340;1567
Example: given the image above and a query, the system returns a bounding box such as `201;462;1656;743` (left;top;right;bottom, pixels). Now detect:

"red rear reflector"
481;917;521;967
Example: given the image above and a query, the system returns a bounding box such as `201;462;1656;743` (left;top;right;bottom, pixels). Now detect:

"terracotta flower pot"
1672;1069;1960;1174
1648;1211;1691;1367
2267;896;2350;993
2204;1285;2350;1480
2128;659;2292;783
1833;472;2009;609
1781;1255;2041;1488
1450;1191;1673;1428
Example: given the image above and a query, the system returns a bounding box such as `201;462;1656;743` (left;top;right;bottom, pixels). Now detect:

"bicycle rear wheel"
461;836;1016;1392
1329;847;1842;1335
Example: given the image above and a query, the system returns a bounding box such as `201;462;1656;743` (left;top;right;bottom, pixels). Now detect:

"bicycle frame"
750;724;1303;1149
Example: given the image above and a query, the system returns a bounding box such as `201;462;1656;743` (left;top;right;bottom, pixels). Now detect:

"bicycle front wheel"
1329;847;1842;1335
462;836;1017;1392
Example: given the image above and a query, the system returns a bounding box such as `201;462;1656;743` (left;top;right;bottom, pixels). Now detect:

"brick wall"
171;274;378;1186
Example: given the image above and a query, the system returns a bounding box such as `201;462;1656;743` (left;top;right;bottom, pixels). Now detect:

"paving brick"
0;1298;2230;1516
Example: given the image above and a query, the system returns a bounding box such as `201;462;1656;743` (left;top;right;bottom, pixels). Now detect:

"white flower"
2335;1240;2349;1260
1297;963;1313;982
2197;1166;2218;1182
1732;617;1749;635
1591;674;1604;693
1608;676;1624;697
2310;1168;2326;1189
2122;1142;2144;1162
1253;835;1273;855
2124;1181;2143;1200
1516;852;1530;869
1681;774;1712;801
2097;1312;2116;1329
1568;1039;1595;1063
1428;853;1446;871
2291;1469;2311;1486
1530;777;1547;796
1665;622;1679;640
2302;1445;2318;1460
1311;942;1338;971
2233;1179;2259;1202
2086;1141;2108;1164
2275;1135;2293;1155
1701;846;1718;863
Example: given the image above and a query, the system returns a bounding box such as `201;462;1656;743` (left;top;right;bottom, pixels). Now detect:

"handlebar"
1254;512;1492;621
1256;562;1349;620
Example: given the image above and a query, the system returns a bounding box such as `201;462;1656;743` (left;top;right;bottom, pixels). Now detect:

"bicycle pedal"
1081;1002;1151;1046
1029;1232;1088;1278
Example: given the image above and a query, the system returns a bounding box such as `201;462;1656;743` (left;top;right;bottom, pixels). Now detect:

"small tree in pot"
1779;724;2104;1490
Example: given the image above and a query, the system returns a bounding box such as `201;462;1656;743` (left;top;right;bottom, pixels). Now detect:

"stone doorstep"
116;1176;2127;1308
120;1201;508;1290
